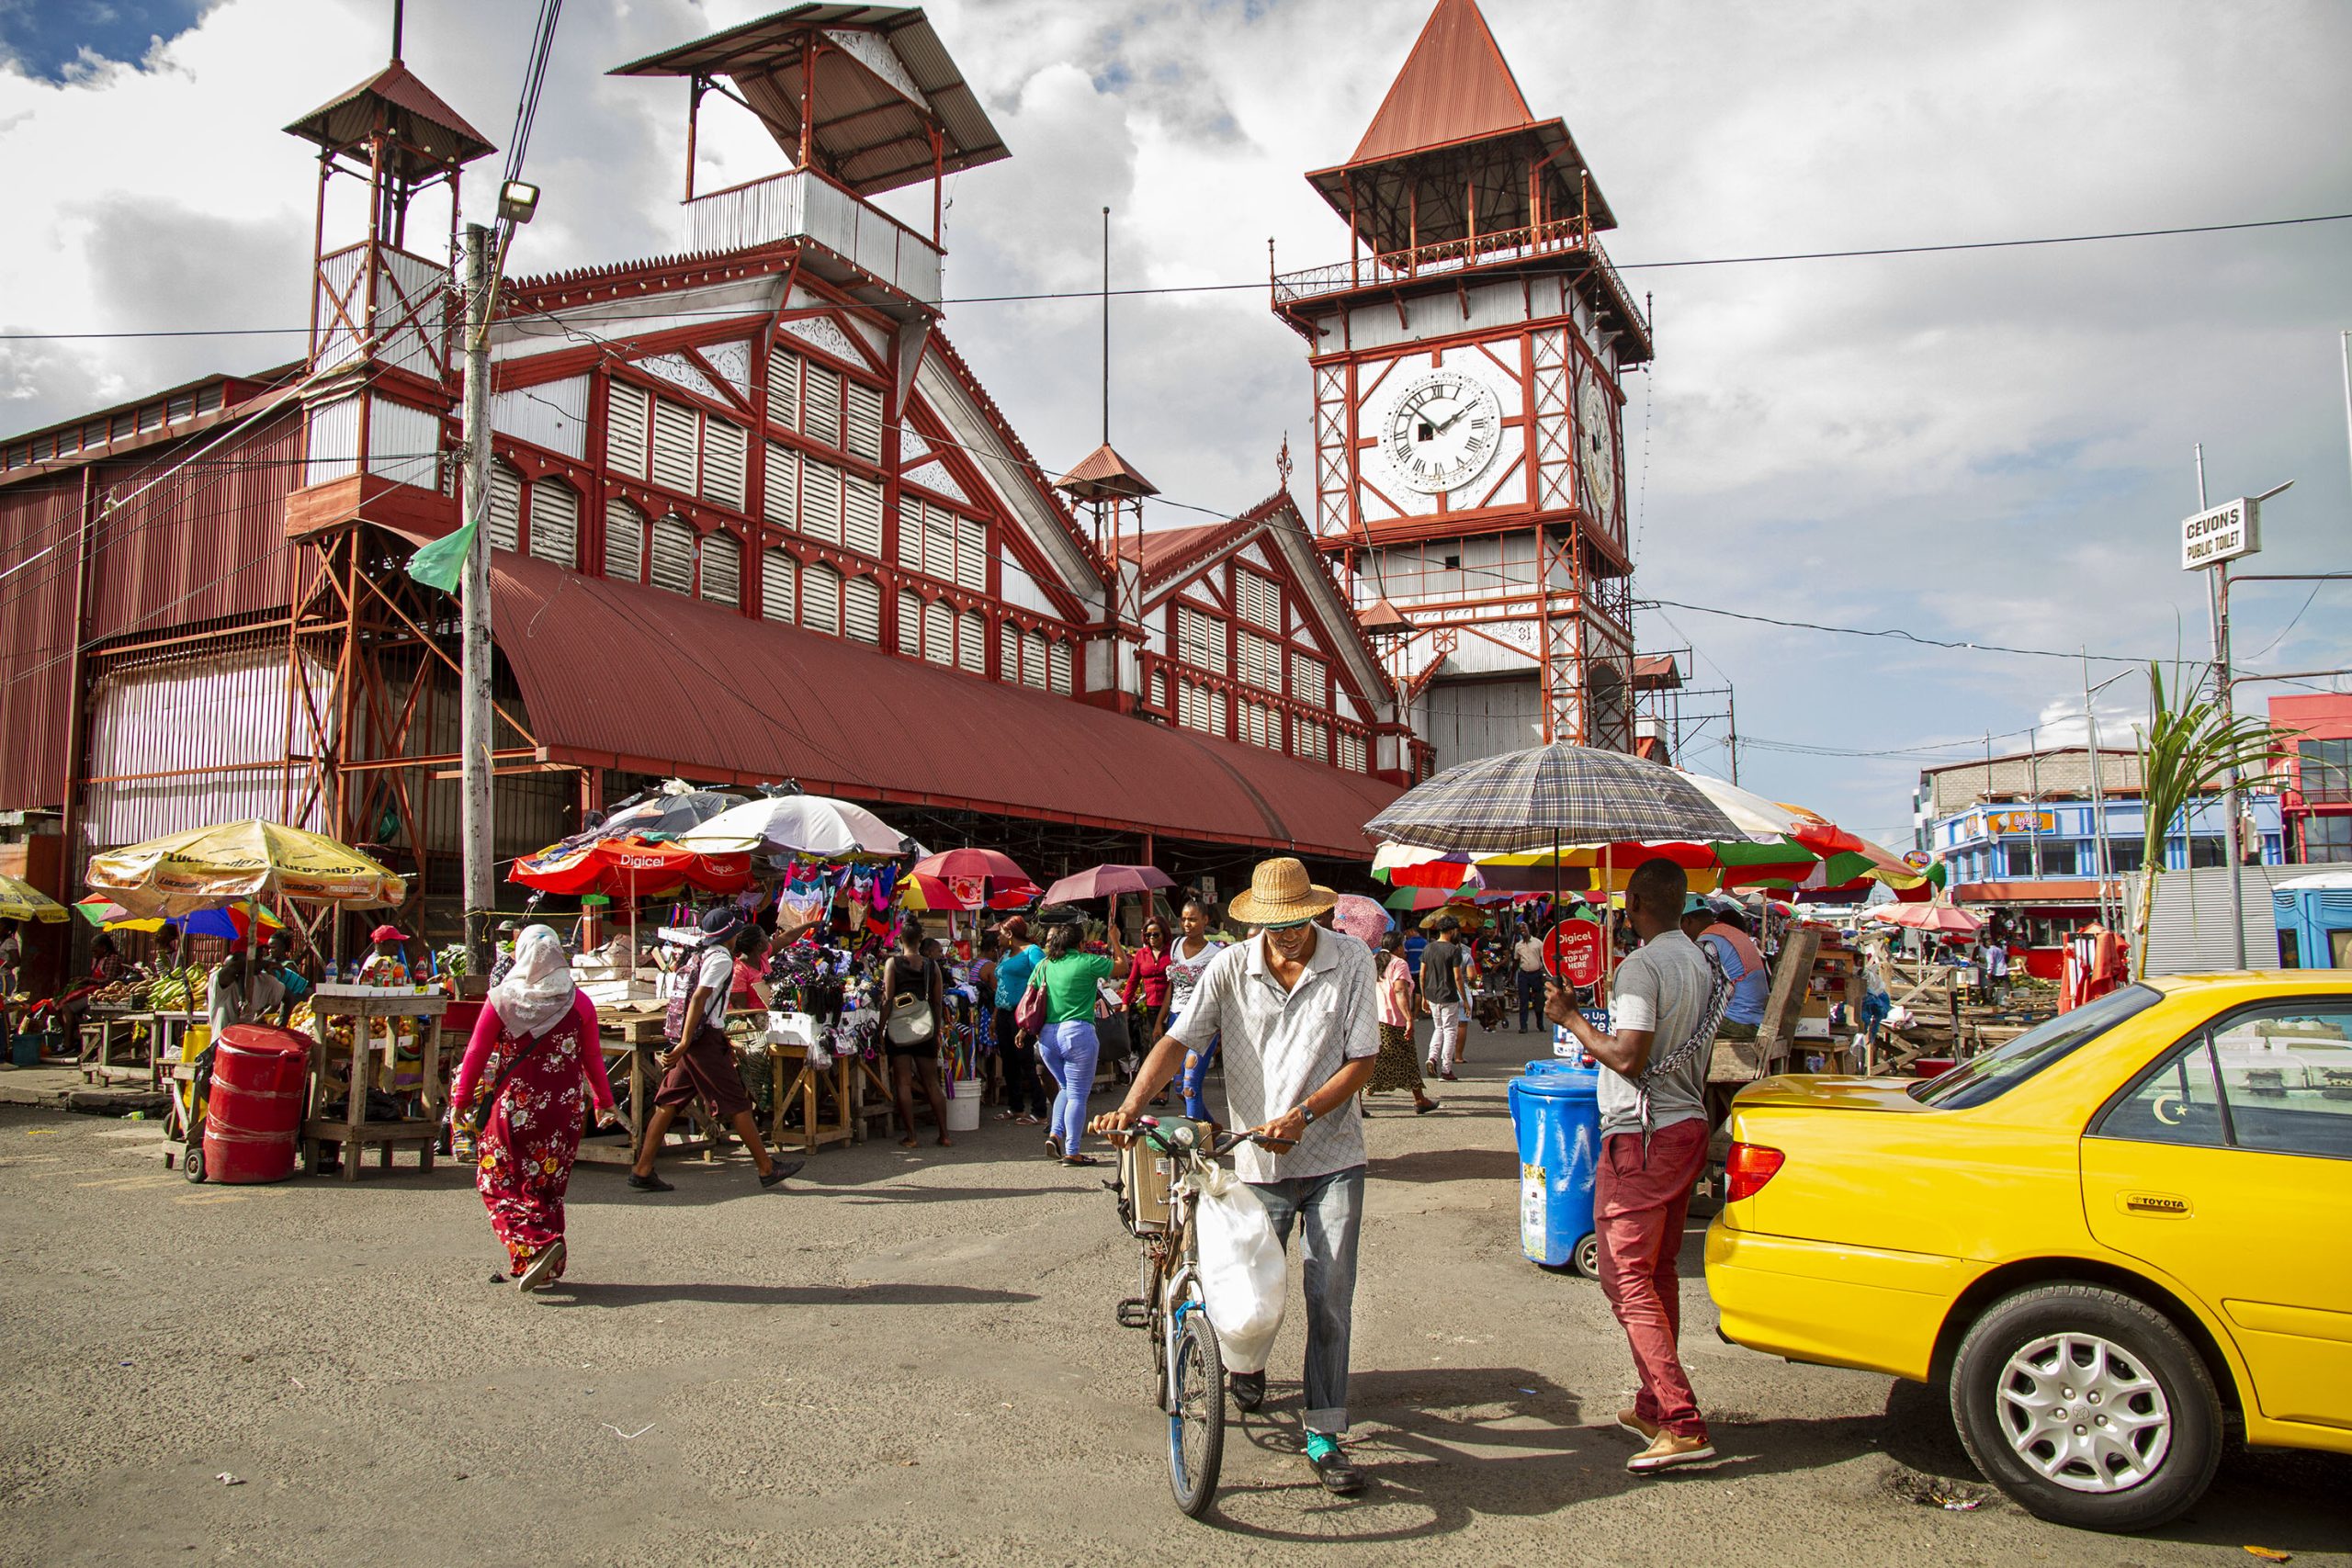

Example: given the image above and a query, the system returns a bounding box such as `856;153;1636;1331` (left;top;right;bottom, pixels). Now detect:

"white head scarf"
490;924;576;1040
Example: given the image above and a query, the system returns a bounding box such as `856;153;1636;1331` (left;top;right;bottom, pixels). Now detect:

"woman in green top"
1031;913;1128;1166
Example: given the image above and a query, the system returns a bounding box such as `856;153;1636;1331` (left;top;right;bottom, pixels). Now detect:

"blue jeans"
1516;968;1544;1030
1178;1024;1219;1122
1036;1020;1099;1156
1247;1165;1365;1436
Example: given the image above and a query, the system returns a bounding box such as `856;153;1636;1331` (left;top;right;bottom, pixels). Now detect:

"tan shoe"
1627;1429;1715;1473
1615;1408;1661;1442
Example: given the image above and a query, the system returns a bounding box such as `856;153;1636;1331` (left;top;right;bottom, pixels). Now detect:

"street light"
496;179;540;226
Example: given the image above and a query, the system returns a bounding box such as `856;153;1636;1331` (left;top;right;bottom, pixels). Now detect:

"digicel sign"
1545;920;1604;987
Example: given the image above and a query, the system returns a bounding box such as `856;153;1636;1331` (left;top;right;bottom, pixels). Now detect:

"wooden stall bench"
301;985;447;1181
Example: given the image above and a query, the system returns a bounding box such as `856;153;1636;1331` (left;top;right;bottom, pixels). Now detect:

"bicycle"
1106;1115;1263;1518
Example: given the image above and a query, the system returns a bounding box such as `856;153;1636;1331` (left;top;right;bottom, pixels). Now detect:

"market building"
0;6;1418;967
1913;745;2285;945
2268;692;2352;864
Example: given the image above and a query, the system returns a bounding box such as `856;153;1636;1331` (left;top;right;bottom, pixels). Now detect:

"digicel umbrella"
508;835;752;900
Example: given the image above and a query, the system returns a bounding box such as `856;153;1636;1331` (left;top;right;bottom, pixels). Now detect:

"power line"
6;209;2348;342
1634;596;2156;664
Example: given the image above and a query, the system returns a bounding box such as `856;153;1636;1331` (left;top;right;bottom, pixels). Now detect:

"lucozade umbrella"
86;819;405;917
0;875;68;924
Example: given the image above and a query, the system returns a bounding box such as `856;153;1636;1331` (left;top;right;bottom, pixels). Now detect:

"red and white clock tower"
1273;0;1651;773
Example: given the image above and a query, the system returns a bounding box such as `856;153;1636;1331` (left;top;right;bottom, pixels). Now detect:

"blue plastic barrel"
1508;1063;1602;1274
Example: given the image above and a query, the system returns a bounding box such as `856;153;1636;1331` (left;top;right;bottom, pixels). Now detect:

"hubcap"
1994;1331;2171;1494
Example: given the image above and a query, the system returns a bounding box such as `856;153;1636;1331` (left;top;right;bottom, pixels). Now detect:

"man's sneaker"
1227;1370;1264;1412
1306;1438;1366;1495
1627;1430;1715;1472
759;1159;806;1188
626;1172;674;1193
1615;1408;1661;1442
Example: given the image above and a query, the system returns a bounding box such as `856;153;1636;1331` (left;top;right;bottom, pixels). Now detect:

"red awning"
489;555;1399;859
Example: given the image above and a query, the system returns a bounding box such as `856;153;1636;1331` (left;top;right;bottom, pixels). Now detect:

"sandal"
1045;1133;1063;1159
1060;1154;1101;1168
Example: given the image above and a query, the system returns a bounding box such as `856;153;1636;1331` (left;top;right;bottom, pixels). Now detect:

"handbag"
1013;956;1051;1035
884;957;938;1046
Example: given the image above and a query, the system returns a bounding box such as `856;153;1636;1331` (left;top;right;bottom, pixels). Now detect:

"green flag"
406;513;481;592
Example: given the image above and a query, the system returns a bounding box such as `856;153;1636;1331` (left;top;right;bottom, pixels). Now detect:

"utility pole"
1724;688;1738;785
2196;444;2248;968
2083;651;2113;932
459;222;496;975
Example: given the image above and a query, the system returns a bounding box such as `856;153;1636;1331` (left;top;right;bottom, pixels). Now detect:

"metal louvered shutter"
761;548;796;623
1238;570;1279;630
527;479;576;568
923;599;953;667
605;499;644;583
802;563;842;636
845;378;883;463
701;419;747;510
606;380;649;479
766;350;800;432
799;458;842;545
486;462;522;551
843;575;882;644
955;517;987;592
1238;631;1278;692
802;362;842;449
843;474;883;558
1338;731;1366;773
958;610;987;674
922;505;955;581
1179;605;1227;674
896;500;924;572
1290;649;1325;704
898;591;922;655
763;442;797;528
1048;639;1072;694
1023;630;1049;690
650;514;695;595
650;398;698;493
1000;622;1019;683
699;532;741;607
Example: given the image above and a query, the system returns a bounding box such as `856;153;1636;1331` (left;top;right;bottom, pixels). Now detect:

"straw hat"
1227;857;1338;928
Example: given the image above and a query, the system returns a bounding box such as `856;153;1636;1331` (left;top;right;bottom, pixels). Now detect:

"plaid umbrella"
1365;742;1751;855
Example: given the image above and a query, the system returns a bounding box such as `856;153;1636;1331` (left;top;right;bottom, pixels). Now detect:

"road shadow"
1871;1377;2352;1551
537;1280;1037;1309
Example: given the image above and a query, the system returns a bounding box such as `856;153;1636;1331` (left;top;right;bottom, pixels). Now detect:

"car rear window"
1910;984;2163;1110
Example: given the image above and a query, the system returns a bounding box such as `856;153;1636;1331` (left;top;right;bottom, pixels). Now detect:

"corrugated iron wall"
90;407;301;637
0;475;85;810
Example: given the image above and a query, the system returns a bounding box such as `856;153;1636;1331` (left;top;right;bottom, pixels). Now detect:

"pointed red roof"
285;61;495;176
1350;0;1535;164
1055;444;1159;502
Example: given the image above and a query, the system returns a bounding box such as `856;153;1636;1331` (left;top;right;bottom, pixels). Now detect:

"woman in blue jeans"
1029;914;1128;1167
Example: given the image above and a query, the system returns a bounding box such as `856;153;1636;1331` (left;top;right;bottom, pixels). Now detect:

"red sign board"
1545;921;1603;987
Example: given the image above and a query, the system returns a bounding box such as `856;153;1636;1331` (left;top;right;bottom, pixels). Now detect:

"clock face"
1383;369;1504;496
1577;377;1615;520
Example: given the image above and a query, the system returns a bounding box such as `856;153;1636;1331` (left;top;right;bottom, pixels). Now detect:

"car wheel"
1949;1283;2221;1533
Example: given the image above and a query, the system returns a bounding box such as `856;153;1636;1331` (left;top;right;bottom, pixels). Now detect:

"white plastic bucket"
944;1079;982;1133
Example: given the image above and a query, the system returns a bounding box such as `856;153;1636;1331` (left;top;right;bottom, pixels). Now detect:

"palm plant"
2130;661;2285;977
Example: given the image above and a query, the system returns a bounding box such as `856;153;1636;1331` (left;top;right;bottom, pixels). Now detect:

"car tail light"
1724;1142;1785;1201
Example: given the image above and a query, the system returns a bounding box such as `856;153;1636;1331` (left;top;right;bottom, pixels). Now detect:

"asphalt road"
1;1018;2345;1566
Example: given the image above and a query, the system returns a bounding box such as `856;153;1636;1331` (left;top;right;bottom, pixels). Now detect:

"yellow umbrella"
85;819;406;919
0;874;69;923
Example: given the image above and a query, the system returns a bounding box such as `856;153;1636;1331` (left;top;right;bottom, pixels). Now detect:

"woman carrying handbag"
880;924;954;1150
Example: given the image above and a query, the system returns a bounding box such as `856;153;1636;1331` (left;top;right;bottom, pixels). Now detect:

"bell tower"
1272;0;1650;772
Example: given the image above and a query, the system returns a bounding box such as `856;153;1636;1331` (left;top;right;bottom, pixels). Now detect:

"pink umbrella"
1868;902;1982;935
1330;894;1389;946
910;847;1029;883
1040;863;1175;905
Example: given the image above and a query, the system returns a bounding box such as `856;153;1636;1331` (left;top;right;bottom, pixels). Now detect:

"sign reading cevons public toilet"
2180;496;2261;570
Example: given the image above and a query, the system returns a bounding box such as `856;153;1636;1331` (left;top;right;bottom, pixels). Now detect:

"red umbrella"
903;873;1040;912
910;848;1030;883
1039;863;1174;906
509;834;752;899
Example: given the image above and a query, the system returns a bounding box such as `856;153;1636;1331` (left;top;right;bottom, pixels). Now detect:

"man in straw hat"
1093;857;1380;1496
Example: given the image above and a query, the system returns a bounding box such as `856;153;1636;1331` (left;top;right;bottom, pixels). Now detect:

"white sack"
1193;1165;1286;1374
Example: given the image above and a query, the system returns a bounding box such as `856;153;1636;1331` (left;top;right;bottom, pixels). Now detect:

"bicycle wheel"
1167;1301;1227;1517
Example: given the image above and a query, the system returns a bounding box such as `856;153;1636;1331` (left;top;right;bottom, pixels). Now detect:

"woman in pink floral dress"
451;926;614;1292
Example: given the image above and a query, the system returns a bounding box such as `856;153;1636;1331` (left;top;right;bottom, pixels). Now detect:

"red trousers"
1597;1119;1709;1439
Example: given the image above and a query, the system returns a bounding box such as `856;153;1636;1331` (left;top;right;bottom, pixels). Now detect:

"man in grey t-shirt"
1416;919;1471;1080
1547;857;1723;1475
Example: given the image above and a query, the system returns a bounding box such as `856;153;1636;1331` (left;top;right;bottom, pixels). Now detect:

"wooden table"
145;1010;204;1092
79;1004;148;1084
768;1041;854;1153
301;986;447;1181
577;1009;725;1166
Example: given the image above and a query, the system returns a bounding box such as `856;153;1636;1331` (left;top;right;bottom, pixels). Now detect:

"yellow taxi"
1705;972;2352;1532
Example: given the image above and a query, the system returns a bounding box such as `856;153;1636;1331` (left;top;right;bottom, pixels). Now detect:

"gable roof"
1349;0;1532;164
285;62;495;177
1123;493;1392;711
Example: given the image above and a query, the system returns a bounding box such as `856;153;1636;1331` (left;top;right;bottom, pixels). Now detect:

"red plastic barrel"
201;1024;311;1184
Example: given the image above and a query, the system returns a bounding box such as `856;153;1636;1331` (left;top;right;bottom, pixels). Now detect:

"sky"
3;0;2349;851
